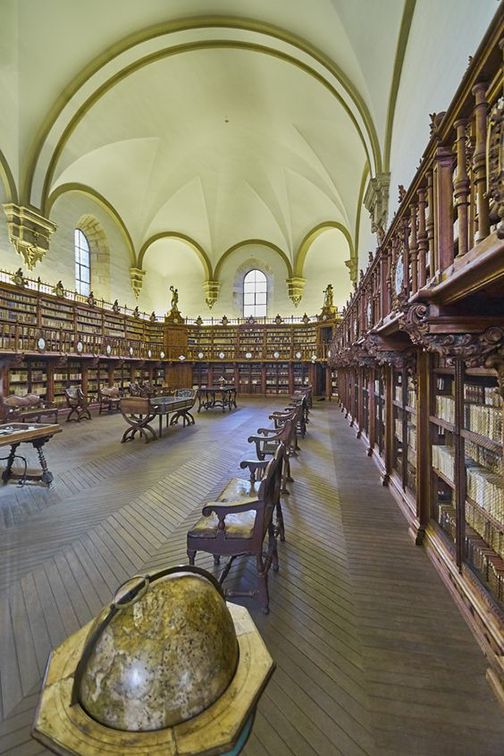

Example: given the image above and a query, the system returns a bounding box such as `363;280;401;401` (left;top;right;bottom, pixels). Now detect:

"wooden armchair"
98;385;122;414
64;386;91;422
248;419;294;496
0;393;59;424
187;444;284;614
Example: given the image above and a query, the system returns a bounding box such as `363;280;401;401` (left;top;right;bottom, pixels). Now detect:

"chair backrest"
256;443;284;538
100;386;120;398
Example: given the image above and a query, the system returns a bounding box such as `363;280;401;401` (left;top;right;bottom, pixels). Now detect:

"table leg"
32;437;53;485
2;443;20;483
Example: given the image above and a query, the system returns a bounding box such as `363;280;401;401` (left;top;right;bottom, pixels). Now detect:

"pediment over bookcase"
398;301;504;370
361;334;416;372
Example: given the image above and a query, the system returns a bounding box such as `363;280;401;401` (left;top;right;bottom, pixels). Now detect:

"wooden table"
120;393;196;443
0;422;62;486
197;386;238;413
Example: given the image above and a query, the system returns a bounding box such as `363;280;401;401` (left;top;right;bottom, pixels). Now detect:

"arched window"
243;269;267;317
74;228;91;295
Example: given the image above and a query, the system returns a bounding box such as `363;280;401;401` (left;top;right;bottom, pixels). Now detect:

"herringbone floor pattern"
0;399;502;755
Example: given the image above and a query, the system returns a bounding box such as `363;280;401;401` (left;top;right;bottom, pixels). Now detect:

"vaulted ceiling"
0;0;498;279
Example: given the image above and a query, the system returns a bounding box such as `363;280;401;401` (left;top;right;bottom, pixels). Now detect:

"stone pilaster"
203;279;220;309
3;203;56;270
286;276;305;307
129;267;146;298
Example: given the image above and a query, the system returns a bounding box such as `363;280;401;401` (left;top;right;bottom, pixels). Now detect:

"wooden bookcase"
329;19;504;695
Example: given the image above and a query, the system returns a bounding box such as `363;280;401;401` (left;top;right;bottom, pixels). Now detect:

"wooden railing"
332;18;503;358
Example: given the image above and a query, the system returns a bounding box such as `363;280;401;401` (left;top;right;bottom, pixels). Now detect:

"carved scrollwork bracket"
398;302;430;345
421;326;504;367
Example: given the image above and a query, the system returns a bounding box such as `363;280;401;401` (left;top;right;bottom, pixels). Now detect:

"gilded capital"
203;279;220;309
3;204;56;270
129;267;146;298
286;276;305;307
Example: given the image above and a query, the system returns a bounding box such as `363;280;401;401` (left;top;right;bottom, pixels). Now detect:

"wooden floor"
0;399;503;755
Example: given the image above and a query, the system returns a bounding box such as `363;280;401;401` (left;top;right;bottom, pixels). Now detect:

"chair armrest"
202;499;260;532
257;427;278;436
240;458;268;482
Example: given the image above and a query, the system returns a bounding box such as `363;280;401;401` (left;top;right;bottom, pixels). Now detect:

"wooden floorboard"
0;399;502;755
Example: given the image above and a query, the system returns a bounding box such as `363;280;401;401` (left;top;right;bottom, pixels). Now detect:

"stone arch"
76;214;112;300
294;221;354;278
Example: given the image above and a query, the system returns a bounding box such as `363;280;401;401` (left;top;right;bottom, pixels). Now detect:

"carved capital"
286;276;305;307
202;279;220;309
344;258;358;285
3;204;56;270
129;267;146;298
363;172;391;241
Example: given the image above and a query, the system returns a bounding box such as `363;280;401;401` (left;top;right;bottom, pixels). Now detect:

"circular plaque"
147;349;152;358
106;344;112;355
218;352;225;359
37;337;46;351
160;350;165;359
245;352;252;359
129;346;134;356
179;354;186;361
76;340;84;354
273;351;280;359
295;351;302;359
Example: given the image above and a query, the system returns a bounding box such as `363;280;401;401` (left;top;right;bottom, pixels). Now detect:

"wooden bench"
0;393;59;425
65;386;91;422
120;388;197;443
187;443;285;614
98;385;122;414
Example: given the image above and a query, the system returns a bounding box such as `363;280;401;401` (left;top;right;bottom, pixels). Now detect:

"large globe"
78;570;239;731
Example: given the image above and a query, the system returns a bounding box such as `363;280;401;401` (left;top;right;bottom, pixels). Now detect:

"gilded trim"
293;221;354;277
23;17;382;204
138;232;213;279
383;0;416;171
0;150;18;203
46;183;135;264
215;239;293;279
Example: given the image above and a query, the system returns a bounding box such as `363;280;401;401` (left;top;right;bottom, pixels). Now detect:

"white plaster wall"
0;0;19;190
302;229;352;313
139;239;206;317
213;244;294;319
388;0;497;218
42;193;133;305
356;203;376;275
0;184;22;271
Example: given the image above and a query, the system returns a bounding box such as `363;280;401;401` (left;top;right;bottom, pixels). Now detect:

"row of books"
438;503;457;541
464;384;502;407
435;395;455;424
465;499;504;560
466;460;504;522
465;530;504;602
465;403;502;443
432;444;455;482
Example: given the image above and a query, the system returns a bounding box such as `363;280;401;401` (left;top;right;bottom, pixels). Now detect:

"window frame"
74;228;91;296
243;269;268;318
